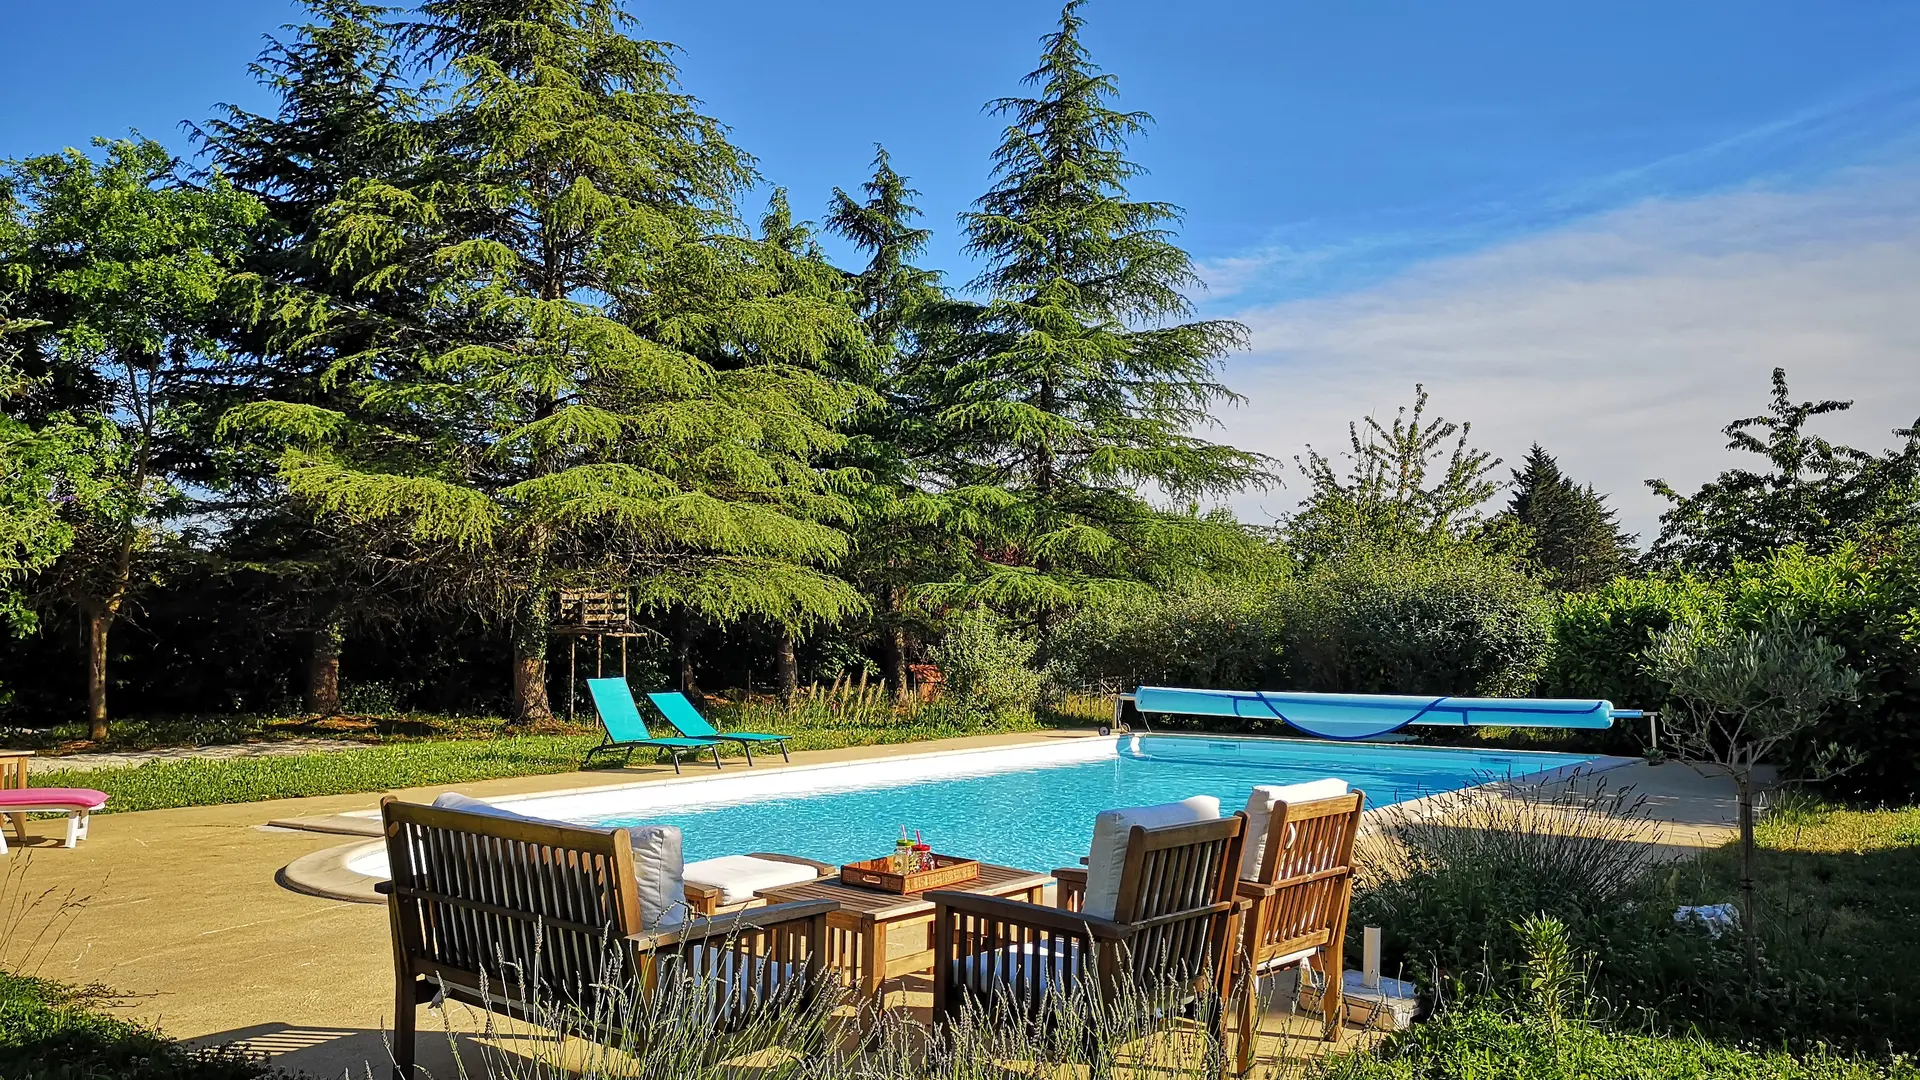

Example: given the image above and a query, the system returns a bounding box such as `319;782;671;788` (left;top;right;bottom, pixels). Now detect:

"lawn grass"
1314;1005;1919;1080
1655;798;1920;1052
0;972;263;1080
29;699;1056;814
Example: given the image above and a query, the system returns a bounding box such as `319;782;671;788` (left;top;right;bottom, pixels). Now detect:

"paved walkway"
25;738;367;774
0;735;1743;1079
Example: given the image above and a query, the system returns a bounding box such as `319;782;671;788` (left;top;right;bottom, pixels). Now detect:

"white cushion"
1239;779;1350;879
432;793;687;928
628;825;688;929
683;855;818;905
1083;796;1221;921
433;790;561;824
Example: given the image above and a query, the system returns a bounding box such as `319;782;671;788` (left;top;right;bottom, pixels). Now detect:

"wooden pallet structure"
551;588;655;720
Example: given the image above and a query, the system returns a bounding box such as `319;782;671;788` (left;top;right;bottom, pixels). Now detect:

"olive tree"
1646;611;1859;977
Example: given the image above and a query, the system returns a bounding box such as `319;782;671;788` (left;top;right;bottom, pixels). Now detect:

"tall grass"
1351;771;1664;994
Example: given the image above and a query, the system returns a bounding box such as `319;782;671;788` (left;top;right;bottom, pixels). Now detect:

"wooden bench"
378;797;836;1080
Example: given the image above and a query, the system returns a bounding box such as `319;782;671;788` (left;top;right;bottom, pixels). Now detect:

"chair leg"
392;975;417;1080
667;750;682;775
63;813;81;848
779;740;790;763
1235;971;1257;1076
742;741;754;767
1321;941;1345;1043
710;745;723;769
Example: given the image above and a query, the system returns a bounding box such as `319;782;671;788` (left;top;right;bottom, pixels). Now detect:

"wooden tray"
840;853;980;894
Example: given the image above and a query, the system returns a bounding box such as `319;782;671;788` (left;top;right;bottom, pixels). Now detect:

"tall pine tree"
914;1;1269;634
195;0;428;713
227;0;866;722
1502;443;1637;591
826;147;970;699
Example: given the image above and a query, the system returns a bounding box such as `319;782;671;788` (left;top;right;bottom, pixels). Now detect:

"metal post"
568;637;577;722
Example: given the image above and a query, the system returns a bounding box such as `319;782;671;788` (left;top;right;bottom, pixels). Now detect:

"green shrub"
1049;580;1285;691
0;972;264;1080
1312;1004;1910;1080
928;608;1045;720
1280;542;1550;696
1724;543;1920;800
1542;574;1726;708
1545;541;1920;798
1351;776;1662;994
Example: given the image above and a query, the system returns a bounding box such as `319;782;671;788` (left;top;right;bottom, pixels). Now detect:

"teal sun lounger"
647;691;791;766
584;678;723;774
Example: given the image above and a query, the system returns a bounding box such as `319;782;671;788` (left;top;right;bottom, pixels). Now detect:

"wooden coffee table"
755;861;1053;1004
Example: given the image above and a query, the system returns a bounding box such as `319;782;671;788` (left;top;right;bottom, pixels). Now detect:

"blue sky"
6;1;1920;534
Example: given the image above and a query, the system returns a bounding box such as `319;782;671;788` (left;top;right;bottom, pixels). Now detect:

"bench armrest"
927;889;1131;941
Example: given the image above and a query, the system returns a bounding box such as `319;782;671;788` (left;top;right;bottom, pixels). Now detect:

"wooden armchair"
929;808;1249;1047
1234;790;1365;1066
378;797;835;1080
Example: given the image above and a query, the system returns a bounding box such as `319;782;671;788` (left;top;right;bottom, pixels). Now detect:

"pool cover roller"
1131;687;1643;742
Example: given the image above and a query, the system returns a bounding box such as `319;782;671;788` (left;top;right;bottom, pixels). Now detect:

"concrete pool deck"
2;729;1744;1078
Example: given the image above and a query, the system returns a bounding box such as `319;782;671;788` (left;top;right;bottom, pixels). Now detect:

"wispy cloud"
1196;79;1920;310
1212;166;1920;540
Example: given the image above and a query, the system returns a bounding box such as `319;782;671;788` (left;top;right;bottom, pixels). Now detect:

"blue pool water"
585;736;1597;870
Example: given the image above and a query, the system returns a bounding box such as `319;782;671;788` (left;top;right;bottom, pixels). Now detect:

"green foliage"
1358;789;1920;1057
1648;611;1862;782
1280;542;1550;696
1722;541;1920;797
1049;579;1285;691
1352;778;1663;994
928;608;1045;720
3;137;265;732
1498;443;1639;591
1542;574;1726;709
1288;386;1501;563
906;2;1270;623
221;0;871;720
1313;1003;1912;1080
1648;367;1920;571
0;972;265;1080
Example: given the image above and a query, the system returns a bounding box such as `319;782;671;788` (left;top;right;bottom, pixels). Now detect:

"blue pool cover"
1132;687;1643;741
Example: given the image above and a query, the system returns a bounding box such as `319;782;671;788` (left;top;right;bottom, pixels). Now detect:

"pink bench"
0;788;108;854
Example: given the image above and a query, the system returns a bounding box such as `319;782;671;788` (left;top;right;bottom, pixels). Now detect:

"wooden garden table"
755;860;1053;1007
0;749;31;836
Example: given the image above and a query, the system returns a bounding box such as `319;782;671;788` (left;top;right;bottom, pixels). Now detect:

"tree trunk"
85;606;111;741
775;629;799;704
306;617;344;716
1737;771;1759;982
884;623;910;706
510;592;553;725
675;612;701;706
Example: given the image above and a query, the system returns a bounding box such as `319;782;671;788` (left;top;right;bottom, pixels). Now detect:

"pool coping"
278;732;1638;906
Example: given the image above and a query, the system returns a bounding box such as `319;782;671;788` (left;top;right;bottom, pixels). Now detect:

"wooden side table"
0;749;33;839
755;861;1053;1008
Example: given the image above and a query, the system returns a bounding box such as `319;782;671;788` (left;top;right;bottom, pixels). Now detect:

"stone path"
26;737;368;774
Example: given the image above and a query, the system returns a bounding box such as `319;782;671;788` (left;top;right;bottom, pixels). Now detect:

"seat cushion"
1240;779;1349;879
1083;796;1220;921
0;788;107;810
683;855;817;905
431;793;687;928
956;938;1084;995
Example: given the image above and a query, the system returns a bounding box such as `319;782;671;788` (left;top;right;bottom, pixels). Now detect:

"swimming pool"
503;734;1600;871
